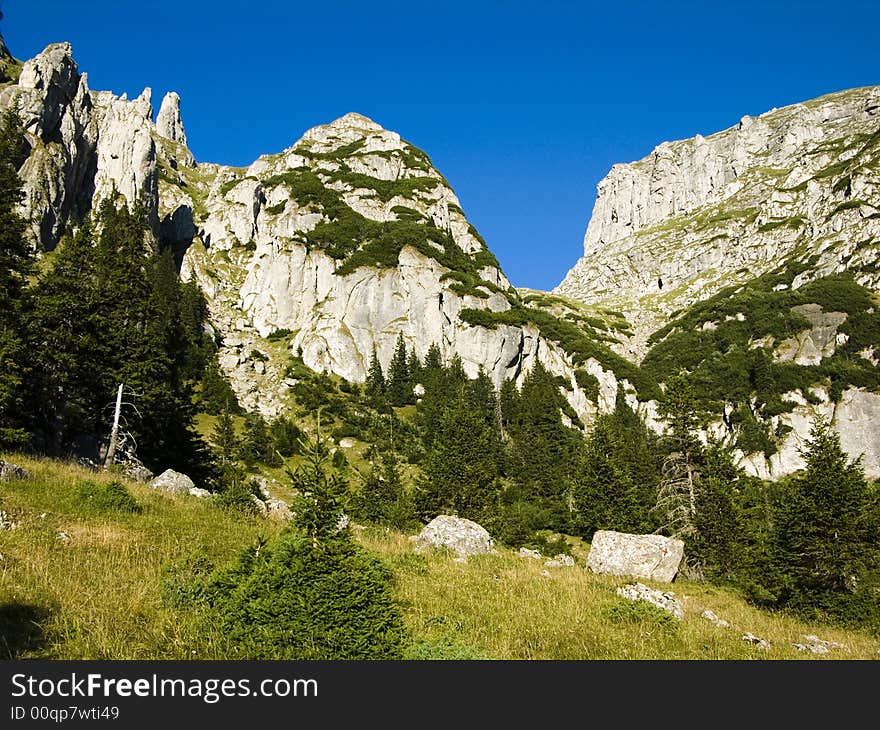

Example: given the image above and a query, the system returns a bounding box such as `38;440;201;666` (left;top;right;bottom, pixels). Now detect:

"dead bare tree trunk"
103;383;124;469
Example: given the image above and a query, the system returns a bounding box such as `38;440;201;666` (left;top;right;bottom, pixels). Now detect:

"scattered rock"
540;569;552;578
413;515;494;558
793;635;847;655
149;469;195;495
338;437;356;449
266;498;293;521
56;531;70;543
188;487;212;498
0;460;31;481
518;547;542;560
586;530;684;582
544;554;576;568
701;609;730;629
742;633;771;649
616;582;684;620
122;461;153;483
250;495;268;516
337;513;350;531
0;509;17;530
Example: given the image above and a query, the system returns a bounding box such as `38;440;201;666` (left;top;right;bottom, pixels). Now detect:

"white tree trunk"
103;383;124;468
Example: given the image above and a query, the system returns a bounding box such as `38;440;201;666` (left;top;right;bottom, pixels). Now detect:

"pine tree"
350;453;414;529
0;107;33;447
416;391;500;521
652;372;704;538
211;406;239;468
572;413;649;538
406;347;423;389
691;441;742;578
366;347;386;398
387;332;411;406
240;412;280;466
771;417;880;614
467;366;498;431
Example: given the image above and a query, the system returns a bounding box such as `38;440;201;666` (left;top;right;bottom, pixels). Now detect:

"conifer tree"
0;107;33;447
366;347;386;398
770;418;880;612
387;332;411;406
416;391;500;521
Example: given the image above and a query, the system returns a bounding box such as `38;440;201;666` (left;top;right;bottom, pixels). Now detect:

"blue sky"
5;1;879;289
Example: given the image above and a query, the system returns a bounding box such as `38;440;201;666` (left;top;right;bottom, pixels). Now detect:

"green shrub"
160;555;214;609
604;599;678;628
75;480;140;513
206;530;407;659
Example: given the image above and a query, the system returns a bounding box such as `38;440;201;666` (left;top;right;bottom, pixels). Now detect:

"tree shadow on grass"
0;603;52;658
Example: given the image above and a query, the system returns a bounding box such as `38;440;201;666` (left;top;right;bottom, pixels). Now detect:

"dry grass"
358;529;880;660
2;454;879;660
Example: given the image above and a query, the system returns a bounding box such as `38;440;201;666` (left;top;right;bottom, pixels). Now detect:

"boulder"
518;547;542;560
701;609;730;629
413;515;494;558
742;633;771;649
793;635;846;655
0;460;31;481
338;437;356;449
586;530;684;582
188;487;212;498
616;582;684;620
544;553;576;568
122;461;153;483
250;495;268;517
149;469;195;495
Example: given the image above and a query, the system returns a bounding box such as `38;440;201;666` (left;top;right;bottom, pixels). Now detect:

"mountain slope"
556;86;880;357
556;87;880;478
0;40;601;421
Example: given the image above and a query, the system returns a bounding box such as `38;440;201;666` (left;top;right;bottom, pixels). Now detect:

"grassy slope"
2;454;878;660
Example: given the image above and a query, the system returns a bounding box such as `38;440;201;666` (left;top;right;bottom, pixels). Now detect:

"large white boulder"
586;530;684;583
413;515;494;558
149;469;195;495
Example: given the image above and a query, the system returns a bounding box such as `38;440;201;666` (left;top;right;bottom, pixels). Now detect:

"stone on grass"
544;553;576;568
586;530;684;582
149;469;195;495
188;487;212;498
742;633;771;649
616;582;684;620
793;635;846;655
413;515;494;558
0;460;30;481
701;609;730;629
518;547;542;560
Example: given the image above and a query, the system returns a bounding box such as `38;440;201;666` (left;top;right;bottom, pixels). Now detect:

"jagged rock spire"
156;91;187;146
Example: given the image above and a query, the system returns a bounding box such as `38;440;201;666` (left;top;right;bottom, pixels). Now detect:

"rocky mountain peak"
156;90;187;146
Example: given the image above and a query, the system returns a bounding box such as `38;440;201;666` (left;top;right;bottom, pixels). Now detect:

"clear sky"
5;1;879;290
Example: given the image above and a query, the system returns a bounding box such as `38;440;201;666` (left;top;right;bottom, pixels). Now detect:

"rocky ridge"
556;86;880;355
0;40;601;422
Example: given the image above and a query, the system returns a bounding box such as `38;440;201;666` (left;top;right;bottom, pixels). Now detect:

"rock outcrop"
616;582;684;620
413;515;495;558
586;530;684;582
557;86;880;347
149;469;195;495
0;461;30;481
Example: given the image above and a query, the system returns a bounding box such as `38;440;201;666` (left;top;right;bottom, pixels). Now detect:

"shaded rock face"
0;42;162;250
149;469;194;495
413;515;494;557
586;530;684;583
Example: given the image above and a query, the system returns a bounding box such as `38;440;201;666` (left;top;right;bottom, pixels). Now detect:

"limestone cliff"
556;86;880;478
556;86;880;356
1;41;595;422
